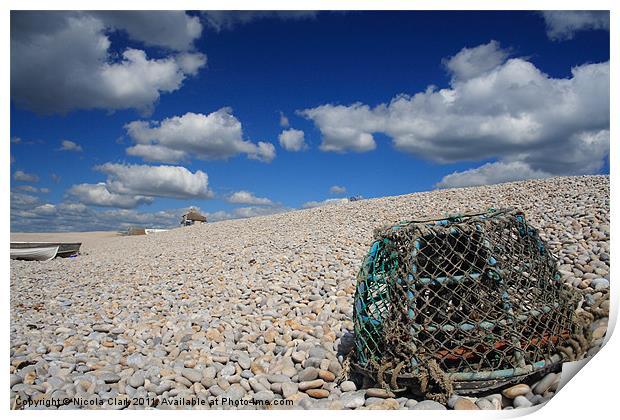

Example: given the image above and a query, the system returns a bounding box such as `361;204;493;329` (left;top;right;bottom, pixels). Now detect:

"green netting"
352;209;583;399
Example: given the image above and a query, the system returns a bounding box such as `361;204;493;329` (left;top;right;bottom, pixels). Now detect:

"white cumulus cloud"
442;40;510;82
11;199;187;232
329;185;347;194
203;11;317;31
301;41;609;186
67;182;154;209
11;192;41;209
95;163;213;199
435;161;551;189
300;103;382;152
279;111;290;128
92;11;202;51
11;11;206;114
176;52;208;75
16;185;50;193
59;139;83;152
278;128;307;152
14;170;39;182
540;11;610;41
207;205;289;222
125;144;187;163
226;191;273;206
33;203;57;216
125;109;276;163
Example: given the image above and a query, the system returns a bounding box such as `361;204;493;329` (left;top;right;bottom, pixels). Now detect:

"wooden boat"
10;242;82;260
10;245;59;261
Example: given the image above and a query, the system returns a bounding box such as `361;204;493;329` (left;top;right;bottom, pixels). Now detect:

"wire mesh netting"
352;209;583;399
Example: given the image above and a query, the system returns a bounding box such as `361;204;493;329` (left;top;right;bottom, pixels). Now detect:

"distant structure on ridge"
181;208;207;226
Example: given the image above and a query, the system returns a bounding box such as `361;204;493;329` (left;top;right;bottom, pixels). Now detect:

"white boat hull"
10;246;59;261
10;242;81;257
145;229;169;235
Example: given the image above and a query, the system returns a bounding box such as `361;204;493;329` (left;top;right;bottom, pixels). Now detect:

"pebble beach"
10;175;610;410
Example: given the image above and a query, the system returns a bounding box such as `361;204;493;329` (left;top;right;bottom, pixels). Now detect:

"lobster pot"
352;209;580;394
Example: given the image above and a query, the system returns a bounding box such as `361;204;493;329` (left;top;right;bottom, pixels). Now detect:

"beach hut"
181;208;207;226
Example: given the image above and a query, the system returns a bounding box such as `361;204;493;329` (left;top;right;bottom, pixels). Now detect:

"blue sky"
10;11;610;231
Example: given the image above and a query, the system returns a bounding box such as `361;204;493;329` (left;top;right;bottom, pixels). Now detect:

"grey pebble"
203;366;217;380
282;382;298;398
254;390;275;401
10;374;22;387
219;364;236;378
237;354;251;370
341;390;366;409
128;372;145;388
223;383;246;400
410;400;447;410
209;385;224;397
181;368;202;383
592;278;610;290
292;351;306;363
534;373;557;395
405;399;419;408
513;396;533;408
298;367;318;382
126;354;146;369
475;398;496;410
266;374;290;383
340;380;357;392
308;346;326;359
100;372;121;384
